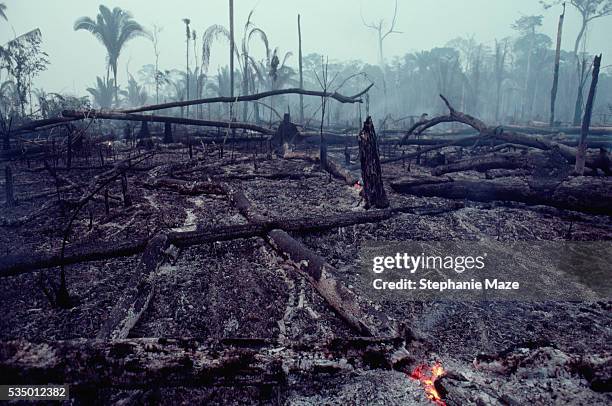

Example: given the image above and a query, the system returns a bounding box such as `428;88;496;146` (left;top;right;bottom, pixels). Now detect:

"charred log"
0;336;409;389
96;234;170;339
431;153;539;176
4;165;15;208
391;176;612;214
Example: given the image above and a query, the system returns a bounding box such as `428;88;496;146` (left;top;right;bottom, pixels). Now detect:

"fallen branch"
62;110;275;135
96;233;170;339
283;149;359;185
119;84;374;114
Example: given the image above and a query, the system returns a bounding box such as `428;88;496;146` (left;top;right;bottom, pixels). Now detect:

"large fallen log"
431;153;539;176
267;229;391;336
394;95;607;171
0;208;407;277
0;336;409;389
119;84;374;114
391;176;612;214
221;184;393;336
62;110;275;135
505;124;612;136
96;233;170;339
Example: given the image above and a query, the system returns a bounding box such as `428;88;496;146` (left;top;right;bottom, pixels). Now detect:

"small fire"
409;362;446;406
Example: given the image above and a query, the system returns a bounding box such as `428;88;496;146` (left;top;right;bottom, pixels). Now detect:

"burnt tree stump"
164;122;173;144
121;173;132;207
5;165;15;208
271;113;299;152
138;120;150;139
358;117;389;209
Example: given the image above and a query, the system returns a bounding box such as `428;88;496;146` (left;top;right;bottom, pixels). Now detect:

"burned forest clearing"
0;0;611;405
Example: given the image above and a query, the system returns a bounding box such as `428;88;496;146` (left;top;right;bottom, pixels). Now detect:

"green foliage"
0;29;49;116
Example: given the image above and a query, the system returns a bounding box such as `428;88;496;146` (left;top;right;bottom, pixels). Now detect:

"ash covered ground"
0;143;610;405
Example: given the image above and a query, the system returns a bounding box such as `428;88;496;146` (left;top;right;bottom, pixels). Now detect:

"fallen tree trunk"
393;95;607;172
366;135;483;169
221;183;392;336
119;84;374;114
283;149;359;185
96;233;170;339
505;125;612;136
61;110;275;135
0;336;408;389
0;208;404;277
391;176;612;214
267;229;390;336
431;153;538;176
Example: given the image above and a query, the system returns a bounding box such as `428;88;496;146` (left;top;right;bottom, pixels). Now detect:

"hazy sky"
1;0;610;95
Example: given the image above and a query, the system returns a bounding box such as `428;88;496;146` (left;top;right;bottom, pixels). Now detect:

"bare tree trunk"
229;0;234;104
575;54;602;175
550;3;565;127
66;131;72;170
572;57;587;126
4;165;15;208
121;173;132;207
163;122;173;144
358;117;388;209
298;14;304;124
2;129;8;150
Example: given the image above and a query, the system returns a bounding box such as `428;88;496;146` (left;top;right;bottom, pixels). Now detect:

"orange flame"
409;362;446;406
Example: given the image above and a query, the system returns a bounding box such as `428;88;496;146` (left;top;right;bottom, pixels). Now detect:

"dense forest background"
1;0;611;131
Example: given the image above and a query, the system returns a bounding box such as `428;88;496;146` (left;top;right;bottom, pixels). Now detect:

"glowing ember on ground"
409;362;446;405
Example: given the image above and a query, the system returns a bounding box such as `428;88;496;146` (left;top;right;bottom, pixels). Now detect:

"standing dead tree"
550;2;566;126
575;54;602;174
315;57;336;171
4;165;15;207
358;117;389;209
298;14;304;124
361;0;401;116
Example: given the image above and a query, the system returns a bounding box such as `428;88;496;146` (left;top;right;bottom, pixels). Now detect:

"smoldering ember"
0;1;610;405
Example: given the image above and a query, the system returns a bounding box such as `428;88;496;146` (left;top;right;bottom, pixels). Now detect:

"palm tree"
0;3;8;21
87;76;116;109
121;74;148;107
74;5;149;104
